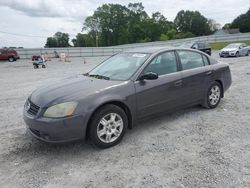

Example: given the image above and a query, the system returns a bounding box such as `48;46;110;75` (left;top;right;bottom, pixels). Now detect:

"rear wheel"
89;104;127;149
8;57;15;62
247;50;250;56
42;65;46;68
203;82;222;109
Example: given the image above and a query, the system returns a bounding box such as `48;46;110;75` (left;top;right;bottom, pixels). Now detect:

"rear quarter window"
202;55;210;66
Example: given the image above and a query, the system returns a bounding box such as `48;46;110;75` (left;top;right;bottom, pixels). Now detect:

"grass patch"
210;41;250;50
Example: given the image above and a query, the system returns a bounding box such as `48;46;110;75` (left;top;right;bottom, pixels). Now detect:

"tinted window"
178;51;204;70
198;43;205;49
144;51;177;76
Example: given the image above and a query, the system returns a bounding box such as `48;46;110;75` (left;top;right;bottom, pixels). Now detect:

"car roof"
124;46;197;54
124;46;171;53
228;43;242;45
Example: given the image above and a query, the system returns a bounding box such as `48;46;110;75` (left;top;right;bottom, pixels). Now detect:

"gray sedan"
219;43;250;57
23;47;232;148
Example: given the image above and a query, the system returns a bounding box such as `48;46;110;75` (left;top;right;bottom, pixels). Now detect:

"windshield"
226;44;240;48
87;53;150;81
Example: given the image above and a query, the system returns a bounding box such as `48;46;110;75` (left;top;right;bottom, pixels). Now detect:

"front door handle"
205;71;212;75
174;80;182;87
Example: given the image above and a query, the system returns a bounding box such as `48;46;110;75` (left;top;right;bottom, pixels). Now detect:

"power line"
0;30;76;38
0;30;47;38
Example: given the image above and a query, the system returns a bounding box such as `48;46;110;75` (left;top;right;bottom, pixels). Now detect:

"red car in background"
0;49;20;62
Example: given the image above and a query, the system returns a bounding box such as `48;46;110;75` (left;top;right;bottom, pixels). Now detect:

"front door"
134;51;183;119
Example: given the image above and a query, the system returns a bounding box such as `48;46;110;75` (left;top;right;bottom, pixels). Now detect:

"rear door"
176;50;213;105
241;44;248;55
134;51;184;119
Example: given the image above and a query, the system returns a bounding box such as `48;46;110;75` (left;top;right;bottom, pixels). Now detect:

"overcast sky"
0;0;249;48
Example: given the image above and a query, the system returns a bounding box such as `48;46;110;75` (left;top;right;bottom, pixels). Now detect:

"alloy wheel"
97;113;124;143
209;85;221;106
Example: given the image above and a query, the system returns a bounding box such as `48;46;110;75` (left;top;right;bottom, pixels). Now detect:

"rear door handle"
205;71;212;75
174;80;182;87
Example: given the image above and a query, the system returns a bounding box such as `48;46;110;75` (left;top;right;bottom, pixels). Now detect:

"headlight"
43;102;78;118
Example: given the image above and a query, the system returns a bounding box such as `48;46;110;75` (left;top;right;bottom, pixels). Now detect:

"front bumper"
219;51;236;57
23;110;87;143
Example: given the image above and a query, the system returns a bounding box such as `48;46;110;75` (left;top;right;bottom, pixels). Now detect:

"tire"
235;52;239;57
8;57;15;62
203;82;222;109
89;104;128;149
247;51;250;56
42;65;46;68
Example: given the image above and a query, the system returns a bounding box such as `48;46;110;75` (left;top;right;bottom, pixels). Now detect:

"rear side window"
178;51;204;70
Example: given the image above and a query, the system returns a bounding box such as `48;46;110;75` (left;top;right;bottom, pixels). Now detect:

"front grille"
221;51;229;55
27;100;40;116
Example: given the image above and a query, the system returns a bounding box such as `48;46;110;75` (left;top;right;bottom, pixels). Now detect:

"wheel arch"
215;79;224;98
85;100;133;140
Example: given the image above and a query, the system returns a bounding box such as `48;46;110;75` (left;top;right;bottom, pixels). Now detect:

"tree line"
45;3;250;48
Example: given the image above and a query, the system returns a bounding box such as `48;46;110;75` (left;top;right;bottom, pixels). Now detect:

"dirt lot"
0;52;250;188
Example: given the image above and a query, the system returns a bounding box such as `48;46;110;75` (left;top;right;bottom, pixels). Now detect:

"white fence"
16;32;250;59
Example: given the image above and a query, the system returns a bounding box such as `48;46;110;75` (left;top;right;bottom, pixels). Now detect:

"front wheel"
235;52;239;57
89;105;128;148
204;82;222;109
8;57;15;62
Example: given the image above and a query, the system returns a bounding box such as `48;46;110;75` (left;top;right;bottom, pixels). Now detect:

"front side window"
178;51;204;70
87;53;150;81
143;51;177;76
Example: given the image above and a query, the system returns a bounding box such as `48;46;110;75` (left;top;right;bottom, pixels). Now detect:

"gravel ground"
0;52;250;188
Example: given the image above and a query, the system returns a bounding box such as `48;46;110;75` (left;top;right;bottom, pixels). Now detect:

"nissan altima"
23;47;232;148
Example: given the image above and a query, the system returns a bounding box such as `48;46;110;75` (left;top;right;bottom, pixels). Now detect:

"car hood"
30;75;124;107
221;47;238;52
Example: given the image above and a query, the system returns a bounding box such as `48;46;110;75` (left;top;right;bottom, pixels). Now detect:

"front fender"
74;82;136;132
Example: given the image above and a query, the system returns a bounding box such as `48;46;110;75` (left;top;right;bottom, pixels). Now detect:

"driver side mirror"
139;72;159;81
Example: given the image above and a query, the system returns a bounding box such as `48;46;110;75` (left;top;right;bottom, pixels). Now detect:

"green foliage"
49;2;248;48
139;37;151;43
166;29;177;40
45;4;250;48
45;37;57;48
82;3;175;47
72;33;96;47
160;34;169;41
173;32;195;39
230;8;250;33
222;23;232;29
174;10;212;36
45;32;70;48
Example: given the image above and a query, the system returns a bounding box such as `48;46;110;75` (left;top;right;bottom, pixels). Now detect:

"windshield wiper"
87;74;110;80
